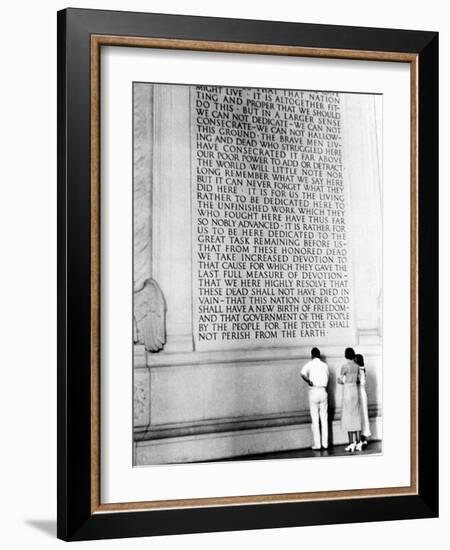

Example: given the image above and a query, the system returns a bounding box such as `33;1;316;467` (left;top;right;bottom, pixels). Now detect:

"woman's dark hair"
311;347;320;358
354;353;364;367
345;347;355;360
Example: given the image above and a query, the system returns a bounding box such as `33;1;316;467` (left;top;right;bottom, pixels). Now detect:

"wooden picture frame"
57;8;438;541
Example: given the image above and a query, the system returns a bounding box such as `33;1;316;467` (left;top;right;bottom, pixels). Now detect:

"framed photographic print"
57;8;438;541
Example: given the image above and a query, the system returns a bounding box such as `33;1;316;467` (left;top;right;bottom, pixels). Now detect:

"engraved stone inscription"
191;86;354;350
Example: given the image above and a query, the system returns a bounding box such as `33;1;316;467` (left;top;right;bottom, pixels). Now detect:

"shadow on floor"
25;519;56;538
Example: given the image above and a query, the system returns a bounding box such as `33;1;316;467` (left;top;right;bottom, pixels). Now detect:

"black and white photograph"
133;83;383;466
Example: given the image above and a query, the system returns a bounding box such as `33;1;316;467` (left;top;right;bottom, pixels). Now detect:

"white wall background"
0;0;446;547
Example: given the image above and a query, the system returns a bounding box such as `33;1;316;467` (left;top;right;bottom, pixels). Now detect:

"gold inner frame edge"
89;34;419;514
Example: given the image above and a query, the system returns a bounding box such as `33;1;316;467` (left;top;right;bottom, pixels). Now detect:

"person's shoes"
355;441;363;452
312;446;321;450
362;439;369;447
345;443;356;452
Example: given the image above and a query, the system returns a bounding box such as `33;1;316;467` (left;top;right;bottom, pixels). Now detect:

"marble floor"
206;440;382;463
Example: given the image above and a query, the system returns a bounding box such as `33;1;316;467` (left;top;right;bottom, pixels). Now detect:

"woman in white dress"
337;348;362;452
355;353;371;447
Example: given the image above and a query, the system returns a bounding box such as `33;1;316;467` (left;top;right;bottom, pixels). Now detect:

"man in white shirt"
301;347;330;450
